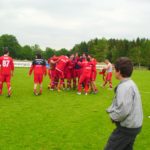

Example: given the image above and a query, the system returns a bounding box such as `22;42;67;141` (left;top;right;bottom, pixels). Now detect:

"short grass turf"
0;68;149;150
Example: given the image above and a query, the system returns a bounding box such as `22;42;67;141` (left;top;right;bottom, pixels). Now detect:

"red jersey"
91;58;97;72
0;64;2;80
78;60;92;77
48;56;58;70
29;59;47;75
65;59;75;78
55;55;69;72
67;59;75;70
0;55;14;75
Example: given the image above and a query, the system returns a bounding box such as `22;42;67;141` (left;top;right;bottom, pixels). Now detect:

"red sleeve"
11;59;14;71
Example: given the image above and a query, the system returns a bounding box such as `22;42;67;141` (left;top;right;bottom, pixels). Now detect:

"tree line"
0;34;150;68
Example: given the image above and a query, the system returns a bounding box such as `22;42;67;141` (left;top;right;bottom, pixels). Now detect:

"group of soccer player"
0;48;113;97
29;52;113;96
47;53;99;95
28;52;99;96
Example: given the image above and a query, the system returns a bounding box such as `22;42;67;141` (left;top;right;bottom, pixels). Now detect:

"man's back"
30;58;46;74
0;55;14;75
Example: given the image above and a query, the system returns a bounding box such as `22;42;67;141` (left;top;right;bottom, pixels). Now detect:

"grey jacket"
107;78;143;128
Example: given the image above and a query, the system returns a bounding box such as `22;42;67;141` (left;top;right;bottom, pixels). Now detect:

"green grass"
0;68;149;150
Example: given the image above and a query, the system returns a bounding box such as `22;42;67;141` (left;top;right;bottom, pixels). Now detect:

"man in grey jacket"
104;57;143;150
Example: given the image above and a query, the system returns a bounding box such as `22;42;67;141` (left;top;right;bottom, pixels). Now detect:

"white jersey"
106;63;112;73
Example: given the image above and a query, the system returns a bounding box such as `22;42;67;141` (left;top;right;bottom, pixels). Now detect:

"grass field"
0;68;149;150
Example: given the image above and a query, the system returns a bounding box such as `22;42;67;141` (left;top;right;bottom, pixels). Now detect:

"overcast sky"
0;0;150;50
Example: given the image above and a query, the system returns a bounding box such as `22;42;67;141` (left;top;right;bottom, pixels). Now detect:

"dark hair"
3;47;9;54
87;57;91;62
115;57;133;77
36;53;42;59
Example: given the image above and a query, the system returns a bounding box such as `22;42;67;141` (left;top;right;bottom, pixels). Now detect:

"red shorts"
1;75;11;82
91;71;97;81
66;69;74;79
74;69;82;78
34;74;43;84
106;72;112;81
49;70;56;79
0;75;2;82
55;69;64;79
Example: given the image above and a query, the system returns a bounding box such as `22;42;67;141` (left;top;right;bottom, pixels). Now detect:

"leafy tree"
55;48;69;56
0;34;21;58
44;47;55;59
20;45;33;60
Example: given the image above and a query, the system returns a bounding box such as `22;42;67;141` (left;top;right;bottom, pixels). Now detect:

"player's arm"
29;65;34;75
50;57;60;64
11;59;14;76
43;60;47;76
104;63;110;70
29;61;34;75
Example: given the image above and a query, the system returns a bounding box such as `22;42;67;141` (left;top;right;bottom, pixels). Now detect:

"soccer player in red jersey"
77;57;92;95
47;55;58;90
89;55;98;94
0;48;14;97
52;55;69;91
65;54;75;90
29;53;47;95
0;66;1;93
73;53;82;89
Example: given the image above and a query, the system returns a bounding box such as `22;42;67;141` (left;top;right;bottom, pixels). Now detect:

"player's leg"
33;74;38;95
62;78;66;89
108;73;113;88
73;69;77;89
0;74;3;95
84;78;90;95
51;70;56;90
109;80;112;89
77;75;84;94
48;69;51;89
91;72;98;93
0;81;3;95
34;83;38;95
39;74;43;95
39;83;43;95
73;77;76;89
67;79;71;89
103;73;108;87
6;75;11;97
67;72;71;90
57;71;64;91
54;76;59;90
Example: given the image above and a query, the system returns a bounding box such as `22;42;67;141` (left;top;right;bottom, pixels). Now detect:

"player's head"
87;54;91;58
75;52;78;57
114;57;133;78
70;54;74;60
87;57;91;62
82;53;87;59
3;47;9;55
66;54;70;58
104;59;109;64
36;53;42;59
